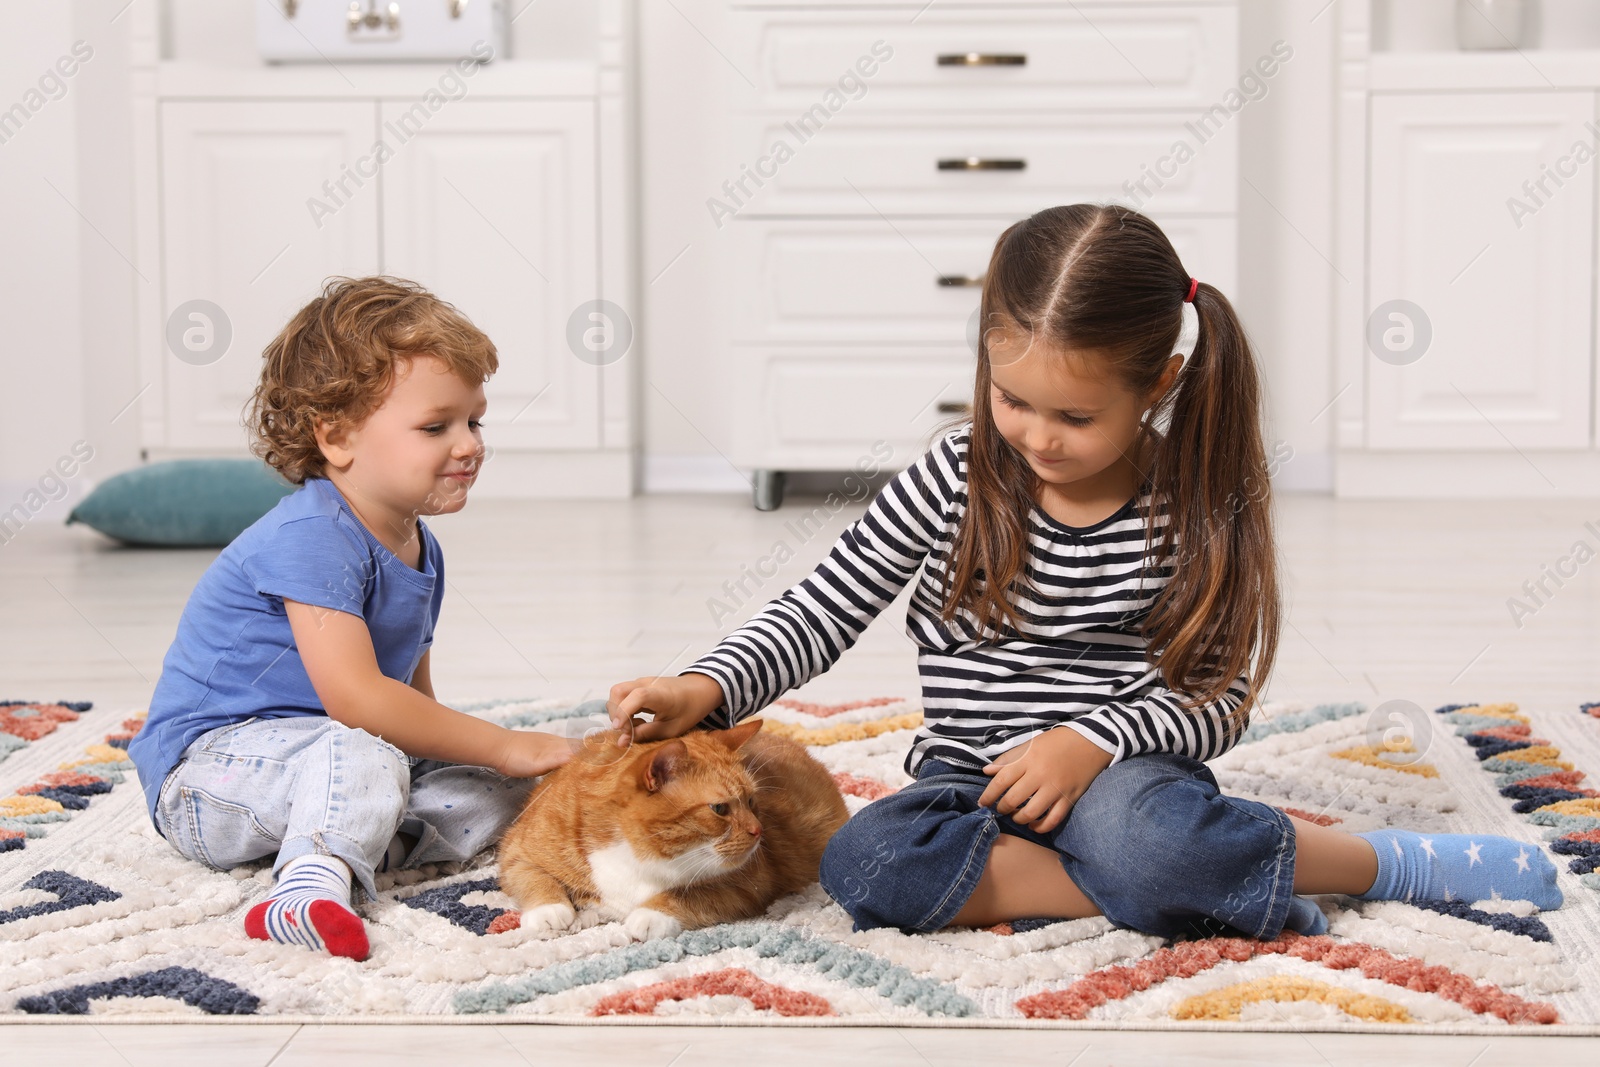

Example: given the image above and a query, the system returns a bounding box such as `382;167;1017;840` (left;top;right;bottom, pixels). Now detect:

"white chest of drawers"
647;1;1241;507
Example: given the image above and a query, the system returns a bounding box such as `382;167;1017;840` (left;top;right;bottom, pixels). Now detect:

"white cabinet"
381;100;599;451
695;2;1241;507
1332;4;1600;496
158;102;379;451
130;1;637;497
150;93;621;490
1367;92;1594;451
726;215;1237;472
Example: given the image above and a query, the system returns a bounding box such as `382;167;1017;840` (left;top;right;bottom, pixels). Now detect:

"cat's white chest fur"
587;839;718;917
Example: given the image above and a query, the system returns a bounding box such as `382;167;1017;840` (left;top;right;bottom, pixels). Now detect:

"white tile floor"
3;1021;1600;1066
4;489;1600;1063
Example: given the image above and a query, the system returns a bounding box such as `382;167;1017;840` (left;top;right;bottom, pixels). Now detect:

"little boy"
128;277;573;961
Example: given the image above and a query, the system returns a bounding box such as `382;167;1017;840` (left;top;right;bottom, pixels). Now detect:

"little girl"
128;277;573;961
607;204;1562;938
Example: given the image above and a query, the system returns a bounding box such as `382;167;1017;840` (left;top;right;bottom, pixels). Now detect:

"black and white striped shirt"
688;427;1250;776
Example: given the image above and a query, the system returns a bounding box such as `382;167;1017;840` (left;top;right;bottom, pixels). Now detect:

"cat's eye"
710;802;730;816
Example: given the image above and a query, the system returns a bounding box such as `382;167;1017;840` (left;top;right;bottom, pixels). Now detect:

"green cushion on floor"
67;459;295;547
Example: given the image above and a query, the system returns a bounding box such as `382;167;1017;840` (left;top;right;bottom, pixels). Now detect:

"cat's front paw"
520;901;578;936
624;907;683;942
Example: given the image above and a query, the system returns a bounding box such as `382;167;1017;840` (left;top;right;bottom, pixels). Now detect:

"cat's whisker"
690;850;730;876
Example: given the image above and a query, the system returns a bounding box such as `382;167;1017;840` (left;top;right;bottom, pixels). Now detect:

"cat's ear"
643;740;689;793
717;719;764;752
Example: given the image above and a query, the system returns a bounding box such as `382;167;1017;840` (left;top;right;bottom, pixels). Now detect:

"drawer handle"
937;274;985;288
936;401;973;415
938;157;1026;171
348;1;400;32
937;53;1026;67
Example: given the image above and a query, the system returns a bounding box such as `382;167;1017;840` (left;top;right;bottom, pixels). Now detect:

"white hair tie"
1173;300;1200;363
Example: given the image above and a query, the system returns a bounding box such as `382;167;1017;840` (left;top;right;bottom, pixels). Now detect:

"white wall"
635;0;745;491
1374;0;1600;50
1236;0;1340;491
74;0;142;504
0;4;95;520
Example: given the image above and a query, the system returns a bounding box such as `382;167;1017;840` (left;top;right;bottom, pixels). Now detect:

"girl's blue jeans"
819;754;1300;939
153;716;535;902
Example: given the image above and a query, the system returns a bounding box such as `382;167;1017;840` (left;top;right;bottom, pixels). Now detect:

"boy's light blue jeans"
819;754;1299;939
152;716;535;902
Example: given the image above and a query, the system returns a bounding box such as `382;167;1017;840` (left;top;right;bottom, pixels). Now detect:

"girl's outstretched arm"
616;435;961;737
689;438;959;728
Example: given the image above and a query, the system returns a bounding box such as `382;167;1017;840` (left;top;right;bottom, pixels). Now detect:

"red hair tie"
1184;277;1199;303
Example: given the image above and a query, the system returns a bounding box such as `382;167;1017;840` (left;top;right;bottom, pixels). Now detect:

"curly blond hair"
248;277;499;484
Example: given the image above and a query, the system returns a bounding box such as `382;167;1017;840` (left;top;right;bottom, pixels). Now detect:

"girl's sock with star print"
244;854;370;960
1354;829;1562;910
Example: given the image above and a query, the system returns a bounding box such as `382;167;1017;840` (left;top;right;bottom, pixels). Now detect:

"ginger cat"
497;719;847;941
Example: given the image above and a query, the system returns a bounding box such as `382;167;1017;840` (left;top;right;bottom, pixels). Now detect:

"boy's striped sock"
245;855;369;960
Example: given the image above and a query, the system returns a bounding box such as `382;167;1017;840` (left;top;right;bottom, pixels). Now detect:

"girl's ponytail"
1143;282;1279;717
942;204;1279;720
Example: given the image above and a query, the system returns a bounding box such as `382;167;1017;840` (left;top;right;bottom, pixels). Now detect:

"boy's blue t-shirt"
128;476;445;823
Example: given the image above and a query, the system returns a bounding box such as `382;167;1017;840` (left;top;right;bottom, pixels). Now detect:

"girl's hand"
606;672;724;745
978;728;1114;835
497;729;579;778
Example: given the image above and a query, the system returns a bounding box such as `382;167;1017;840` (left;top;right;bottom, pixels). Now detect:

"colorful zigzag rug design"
1;697;1596;1031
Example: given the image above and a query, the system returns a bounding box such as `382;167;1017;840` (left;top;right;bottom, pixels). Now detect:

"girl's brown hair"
942;204;1279;716
249;276;498;484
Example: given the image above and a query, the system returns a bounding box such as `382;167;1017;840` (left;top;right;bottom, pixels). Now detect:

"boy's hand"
606;673;723;746
978;728;1114;835
497;729;579;778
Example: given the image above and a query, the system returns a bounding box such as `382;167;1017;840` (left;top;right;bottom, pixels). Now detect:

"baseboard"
1275;450;1334;493
642;453;750;494
0;478;89;537
469;449;636;499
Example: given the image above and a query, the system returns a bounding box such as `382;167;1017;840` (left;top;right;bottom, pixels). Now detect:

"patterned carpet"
1;695;1597;1031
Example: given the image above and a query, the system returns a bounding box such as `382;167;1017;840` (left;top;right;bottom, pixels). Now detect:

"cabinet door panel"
1368;92;1593;450
160;101;379;451
381;100;599;451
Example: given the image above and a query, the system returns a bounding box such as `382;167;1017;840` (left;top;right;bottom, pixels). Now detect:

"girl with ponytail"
606;205;1561;938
